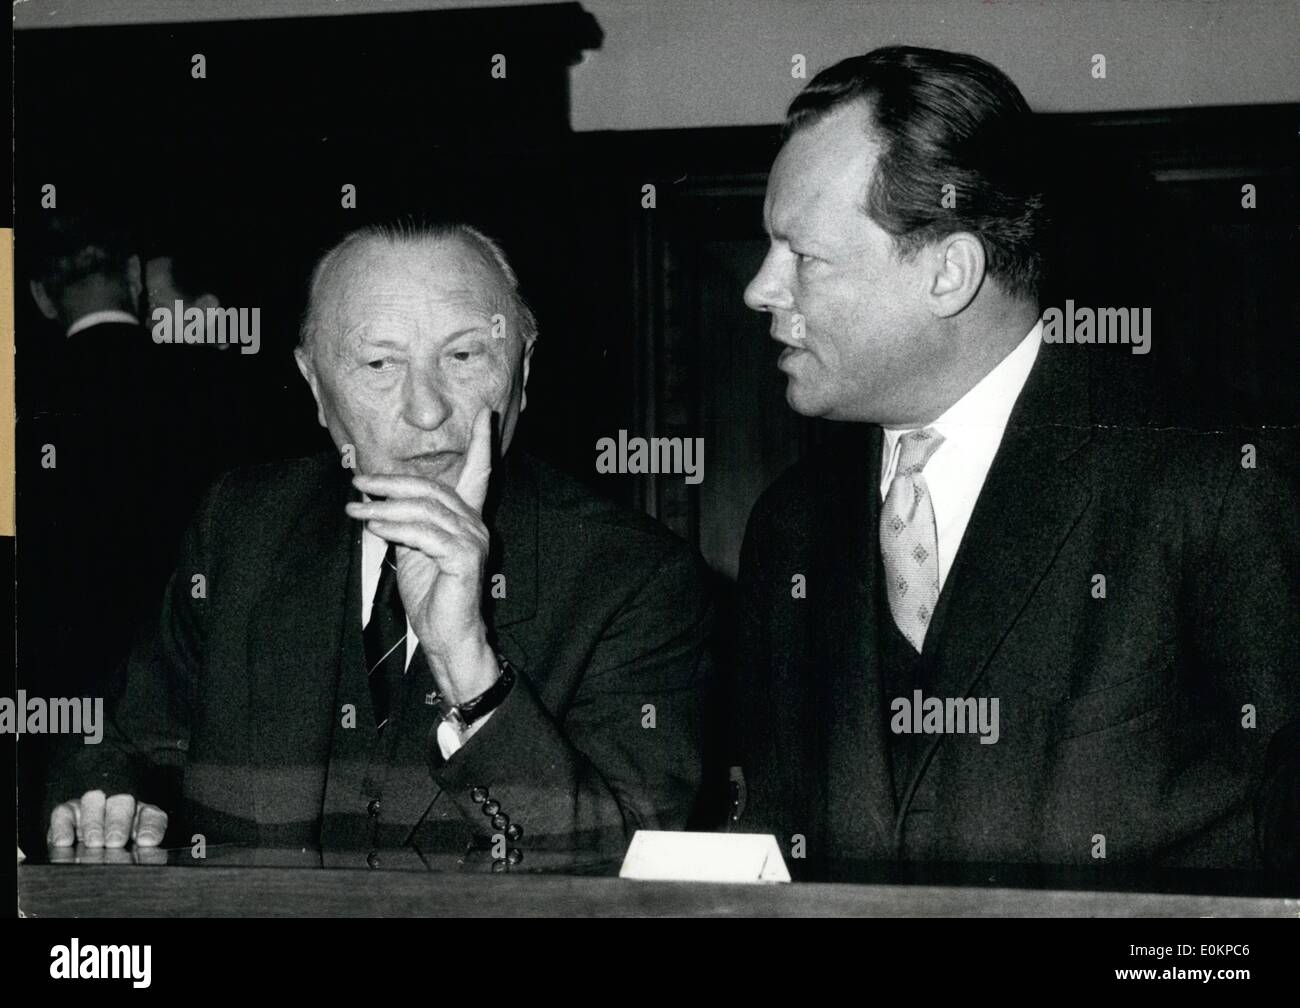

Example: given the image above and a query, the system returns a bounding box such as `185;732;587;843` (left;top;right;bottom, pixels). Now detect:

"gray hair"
297;220;538;353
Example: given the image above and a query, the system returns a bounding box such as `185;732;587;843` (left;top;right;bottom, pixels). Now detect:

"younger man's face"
744;101;939;426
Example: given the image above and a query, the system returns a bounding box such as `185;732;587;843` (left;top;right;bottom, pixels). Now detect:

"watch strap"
451;655;517;727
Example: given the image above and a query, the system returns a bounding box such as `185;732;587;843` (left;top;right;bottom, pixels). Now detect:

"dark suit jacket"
732;343;1299;873
53;449;712;871
21;320;196;689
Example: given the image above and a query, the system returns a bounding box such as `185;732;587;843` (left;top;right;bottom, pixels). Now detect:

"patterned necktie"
363;543;406;732
880;428;945;653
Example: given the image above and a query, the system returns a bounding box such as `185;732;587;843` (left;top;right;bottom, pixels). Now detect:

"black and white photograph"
5;0;1298;949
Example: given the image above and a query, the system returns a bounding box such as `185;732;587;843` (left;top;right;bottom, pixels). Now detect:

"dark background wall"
12;2;1298;848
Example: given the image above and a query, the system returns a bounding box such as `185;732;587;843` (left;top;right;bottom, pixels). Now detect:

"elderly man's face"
295;238;533;484
744;101;936;425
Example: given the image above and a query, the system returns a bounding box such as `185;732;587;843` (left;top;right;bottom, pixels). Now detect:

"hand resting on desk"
48;789;168;849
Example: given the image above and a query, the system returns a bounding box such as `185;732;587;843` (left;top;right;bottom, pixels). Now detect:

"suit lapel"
482;451;539;665
246;459;360;837
815;425;898;857
325;449;545;850
239;449;542;851
374;451;544;850
896;344;1094;819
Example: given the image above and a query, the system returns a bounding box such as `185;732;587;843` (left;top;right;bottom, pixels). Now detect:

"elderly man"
48;222;712;871
731;47;1298;874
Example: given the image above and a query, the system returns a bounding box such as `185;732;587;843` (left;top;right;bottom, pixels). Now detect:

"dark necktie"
363;543;407;732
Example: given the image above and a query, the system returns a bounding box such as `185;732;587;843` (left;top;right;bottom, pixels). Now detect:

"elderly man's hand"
348;407;499;704
47;790;169;849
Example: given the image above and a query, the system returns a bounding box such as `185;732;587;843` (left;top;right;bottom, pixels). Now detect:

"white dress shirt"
65;308;139;337
361;524;491;757
880;320;1043;594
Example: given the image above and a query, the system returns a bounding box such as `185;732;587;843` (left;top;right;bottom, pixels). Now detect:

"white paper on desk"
619;830;791;883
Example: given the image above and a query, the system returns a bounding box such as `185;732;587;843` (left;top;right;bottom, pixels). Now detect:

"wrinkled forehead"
766;102;880;238
315;236;506;343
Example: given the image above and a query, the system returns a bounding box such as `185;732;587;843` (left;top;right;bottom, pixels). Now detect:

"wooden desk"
19;863;1297;917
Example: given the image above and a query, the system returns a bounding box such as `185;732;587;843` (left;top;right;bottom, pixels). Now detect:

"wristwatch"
438;655;517;733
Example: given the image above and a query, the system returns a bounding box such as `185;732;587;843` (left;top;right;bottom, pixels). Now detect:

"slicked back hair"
784;45;1046;304
298;219;538;354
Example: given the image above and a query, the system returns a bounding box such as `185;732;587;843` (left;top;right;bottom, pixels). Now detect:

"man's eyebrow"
441;326;490;341
341;324;401;348
780;221;828;250
342;323;491;348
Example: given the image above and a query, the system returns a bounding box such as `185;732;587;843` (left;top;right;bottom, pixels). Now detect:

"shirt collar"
66;309;140;338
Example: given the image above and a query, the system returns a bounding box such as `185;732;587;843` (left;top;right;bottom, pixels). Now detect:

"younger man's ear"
927;232;986;319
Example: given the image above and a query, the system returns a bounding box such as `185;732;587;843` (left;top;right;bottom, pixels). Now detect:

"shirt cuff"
436;709;493;760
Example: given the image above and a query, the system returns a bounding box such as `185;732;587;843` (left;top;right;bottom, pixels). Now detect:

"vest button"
367;799;381;817
366;850;380;869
